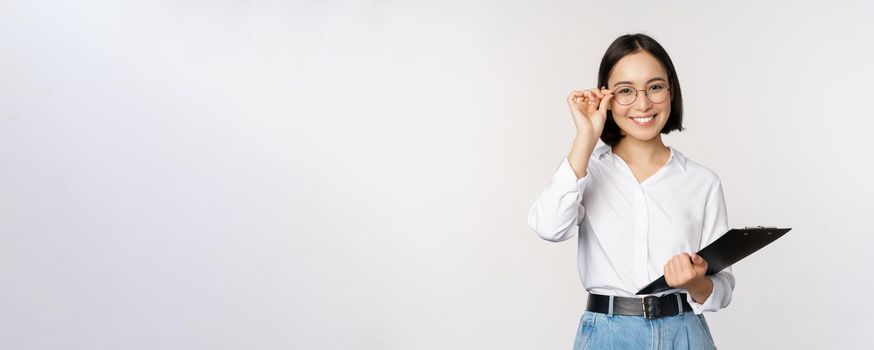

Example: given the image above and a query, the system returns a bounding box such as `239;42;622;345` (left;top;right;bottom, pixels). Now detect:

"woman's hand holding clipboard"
637;226;792;295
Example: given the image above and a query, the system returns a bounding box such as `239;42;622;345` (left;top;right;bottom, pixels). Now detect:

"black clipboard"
636;226;792;295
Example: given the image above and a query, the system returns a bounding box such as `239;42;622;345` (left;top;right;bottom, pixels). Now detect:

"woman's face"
607;51;672;142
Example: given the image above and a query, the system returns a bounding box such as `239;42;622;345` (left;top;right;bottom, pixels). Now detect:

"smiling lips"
630;115;655;126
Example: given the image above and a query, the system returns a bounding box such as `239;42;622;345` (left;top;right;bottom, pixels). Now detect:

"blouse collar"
594;144;688;172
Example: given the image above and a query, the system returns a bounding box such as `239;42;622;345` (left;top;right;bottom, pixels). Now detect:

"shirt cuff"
686;276;723;314
554;155;588;192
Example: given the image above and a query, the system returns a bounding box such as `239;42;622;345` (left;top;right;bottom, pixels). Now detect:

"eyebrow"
612;77;667;87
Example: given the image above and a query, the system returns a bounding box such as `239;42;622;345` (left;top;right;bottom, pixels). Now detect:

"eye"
616;87;634;94
649;84;666;91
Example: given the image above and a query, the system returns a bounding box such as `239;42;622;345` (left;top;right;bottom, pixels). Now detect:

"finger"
693;255;708;274
598;92;613;111
666;263;678;286
675;253;691;266
569;92;586;104
671;255;691;277
578;91;589;104
691;254;704;265
588;90;601;108
679;259;692;277
669;258;680;272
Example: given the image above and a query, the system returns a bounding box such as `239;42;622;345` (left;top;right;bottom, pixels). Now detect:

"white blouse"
527;144;734;314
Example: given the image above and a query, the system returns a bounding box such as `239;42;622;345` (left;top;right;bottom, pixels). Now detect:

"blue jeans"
573;310;717;349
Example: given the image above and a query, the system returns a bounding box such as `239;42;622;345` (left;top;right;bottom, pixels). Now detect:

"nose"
634;90;653;110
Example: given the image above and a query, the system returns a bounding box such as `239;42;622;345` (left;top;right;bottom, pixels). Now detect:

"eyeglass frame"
610;83;672;106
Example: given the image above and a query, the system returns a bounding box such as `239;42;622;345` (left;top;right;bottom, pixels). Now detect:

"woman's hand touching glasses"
567;87;614;145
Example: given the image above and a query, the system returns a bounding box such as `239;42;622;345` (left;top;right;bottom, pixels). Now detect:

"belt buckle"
641;296;660;320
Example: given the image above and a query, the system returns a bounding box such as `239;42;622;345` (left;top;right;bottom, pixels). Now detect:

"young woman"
527;33;733;349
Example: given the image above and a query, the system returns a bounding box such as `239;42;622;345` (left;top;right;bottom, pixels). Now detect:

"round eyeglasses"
612;83;671;106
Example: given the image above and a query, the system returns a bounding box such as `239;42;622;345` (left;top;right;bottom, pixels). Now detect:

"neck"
612;135;669;165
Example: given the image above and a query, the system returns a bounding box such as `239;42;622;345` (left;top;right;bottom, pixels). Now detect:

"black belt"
586;293;693;320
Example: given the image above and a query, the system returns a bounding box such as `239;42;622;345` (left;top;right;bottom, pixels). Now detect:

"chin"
626;131;662;142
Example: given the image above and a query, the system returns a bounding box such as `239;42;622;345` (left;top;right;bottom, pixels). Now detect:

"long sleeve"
527;156;588;242
686;178;735;314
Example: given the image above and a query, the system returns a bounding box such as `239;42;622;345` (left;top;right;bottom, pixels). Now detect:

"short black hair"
597;33;684;146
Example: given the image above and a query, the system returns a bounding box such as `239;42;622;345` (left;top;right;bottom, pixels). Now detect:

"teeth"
633;116;654;123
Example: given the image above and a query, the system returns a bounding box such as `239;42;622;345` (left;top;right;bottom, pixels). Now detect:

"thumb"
598;92;613;112
691;254;705;265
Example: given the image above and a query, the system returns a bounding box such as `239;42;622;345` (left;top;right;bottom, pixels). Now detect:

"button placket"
612;154;652;288
633;185;650;287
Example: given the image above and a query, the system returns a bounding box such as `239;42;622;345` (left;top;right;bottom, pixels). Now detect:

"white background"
2;0;873;349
